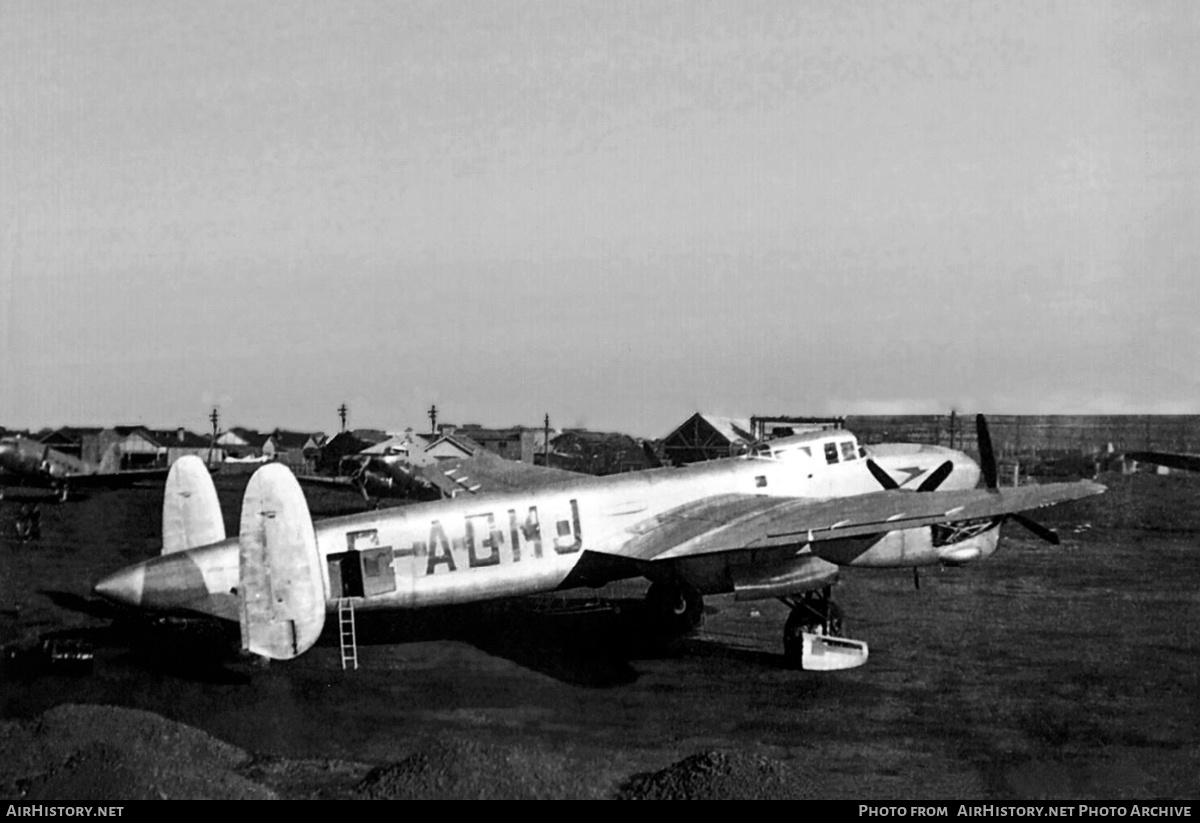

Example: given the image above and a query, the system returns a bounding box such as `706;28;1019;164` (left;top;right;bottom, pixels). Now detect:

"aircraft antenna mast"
338;403;349;432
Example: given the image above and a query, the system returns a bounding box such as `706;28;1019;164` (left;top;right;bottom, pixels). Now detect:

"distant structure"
660;414;754;465
750;415;844;441
661;413;841;465
441;424;538;463
38;426;225;469
549;429;657;475
843;414;1200;458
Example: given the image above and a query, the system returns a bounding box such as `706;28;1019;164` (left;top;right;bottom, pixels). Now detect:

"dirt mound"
0;704;275;799
354;738;599;799
616;750;819;800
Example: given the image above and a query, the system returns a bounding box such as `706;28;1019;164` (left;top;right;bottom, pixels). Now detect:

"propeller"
976;413;998;491
866;458;901;490
975;414;1061;545
867;456;953;493
915;460;954;493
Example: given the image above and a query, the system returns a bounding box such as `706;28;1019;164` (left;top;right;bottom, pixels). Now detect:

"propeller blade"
915;460;954;493
976;414;998;491
1011;513;1061;545
866;459;901;490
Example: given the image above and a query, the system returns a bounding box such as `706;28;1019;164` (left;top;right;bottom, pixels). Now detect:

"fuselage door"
326;527;410;603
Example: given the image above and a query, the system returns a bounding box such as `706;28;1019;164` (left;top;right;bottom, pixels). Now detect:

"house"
451;425;539;463
150;428;226;466
39;427;107;464
262;429;325;472
360;429;437;467
423;433;484;462
216;427;269;460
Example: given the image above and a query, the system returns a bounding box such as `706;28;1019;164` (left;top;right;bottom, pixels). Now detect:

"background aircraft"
93;416;1102;671
1124;451;1200;473
0;435;169;501
298;450;583;504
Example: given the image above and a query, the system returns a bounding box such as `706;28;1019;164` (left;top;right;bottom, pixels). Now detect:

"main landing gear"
780;586;845;664
645;580;704;636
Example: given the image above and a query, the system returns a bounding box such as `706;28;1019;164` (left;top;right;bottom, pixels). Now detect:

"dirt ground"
1;471;1198;799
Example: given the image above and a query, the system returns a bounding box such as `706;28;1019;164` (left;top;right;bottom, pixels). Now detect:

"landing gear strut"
780;586;843;663
645;580;704;635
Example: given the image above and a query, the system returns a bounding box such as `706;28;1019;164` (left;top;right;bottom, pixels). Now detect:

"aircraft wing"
294;474;364;492
60;467;171;488
606;481;1104;562
1125;451;1200;473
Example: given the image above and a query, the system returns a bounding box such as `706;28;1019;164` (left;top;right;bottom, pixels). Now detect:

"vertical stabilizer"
98;443;123;474
162;456;225;554
238;463;326;660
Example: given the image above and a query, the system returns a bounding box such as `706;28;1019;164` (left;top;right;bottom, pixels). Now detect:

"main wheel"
782;601;844;662
645;581;703;635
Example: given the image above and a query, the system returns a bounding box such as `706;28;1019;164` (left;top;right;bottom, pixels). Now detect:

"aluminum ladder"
337;598;359;670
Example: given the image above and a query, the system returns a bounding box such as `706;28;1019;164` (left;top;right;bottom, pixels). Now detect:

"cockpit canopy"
749;430;865;465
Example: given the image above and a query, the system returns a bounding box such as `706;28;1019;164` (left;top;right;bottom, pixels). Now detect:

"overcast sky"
1;1;1196;437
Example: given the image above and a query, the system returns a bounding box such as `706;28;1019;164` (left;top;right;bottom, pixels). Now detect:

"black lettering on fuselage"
416;501;583;575
508;509;522;562
553;499;583;554
465;512;503;568
521;507;543;558
426;520;457;574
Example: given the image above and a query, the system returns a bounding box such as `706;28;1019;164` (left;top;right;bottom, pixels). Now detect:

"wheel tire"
645;581;703;635
782;601;845;663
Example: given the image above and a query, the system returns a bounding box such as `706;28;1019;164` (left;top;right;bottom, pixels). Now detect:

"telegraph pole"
543;412;551;468
208;407;220;466
338;403;349;432
428;404;438;436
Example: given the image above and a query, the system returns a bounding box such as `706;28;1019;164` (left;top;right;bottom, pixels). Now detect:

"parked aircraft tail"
237;463;325;660
162;456;225;555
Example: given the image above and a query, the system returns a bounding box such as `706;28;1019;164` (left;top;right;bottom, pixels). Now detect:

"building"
262;429;325;472
660;414;755;465
550;429;656;475
216;427;269;460
450;425;538;463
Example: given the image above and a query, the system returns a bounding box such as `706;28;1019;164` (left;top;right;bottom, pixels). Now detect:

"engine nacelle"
731;554;840;600
808;520;1002;569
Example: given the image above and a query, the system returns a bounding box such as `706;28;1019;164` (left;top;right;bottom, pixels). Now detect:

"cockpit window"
840;441;857;461
824;442;839;464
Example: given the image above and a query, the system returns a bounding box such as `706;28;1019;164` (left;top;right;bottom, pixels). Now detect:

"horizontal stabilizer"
238;463;325;660
162;456;224;554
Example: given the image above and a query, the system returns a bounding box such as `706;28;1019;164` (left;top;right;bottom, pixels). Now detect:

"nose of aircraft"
93;563;146;608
